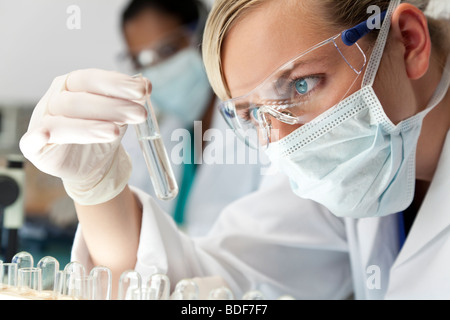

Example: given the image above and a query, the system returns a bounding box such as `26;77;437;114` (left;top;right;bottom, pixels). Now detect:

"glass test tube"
118;270;142;300
73;276;94;300
18;267;42;295
277;294;295;300
144;273;171;300
1;263;18;292
62;261;86;298
208;286;235;300
54;271;64;298
37;256;60;299
242;290;265;300
12;251;34;269
90;266;112;300
133;74;179;201
171;279;199;300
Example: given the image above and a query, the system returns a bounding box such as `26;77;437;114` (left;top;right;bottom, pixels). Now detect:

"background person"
119;0;266;236
44;0;261;238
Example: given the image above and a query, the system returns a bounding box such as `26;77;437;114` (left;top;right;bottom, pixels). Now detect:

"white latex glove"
20;69;149;206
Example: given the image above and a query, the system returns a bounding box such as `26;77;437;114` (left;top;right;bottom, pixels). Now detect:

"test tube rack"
1;251;295;300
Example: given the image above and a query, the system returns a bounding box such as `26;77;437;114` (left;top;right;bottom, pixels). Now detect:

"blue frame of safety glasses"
342;10;388;46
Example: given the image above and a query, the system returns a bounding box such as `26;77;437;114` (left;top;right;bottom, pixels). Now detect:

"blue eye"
250;108;260;121
295;79;309;95
293;77;320;96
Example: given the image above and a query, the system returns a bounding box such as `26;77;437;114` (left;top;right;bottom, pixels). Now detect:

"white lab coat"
121;99;266;236
72;130;450;300
346;128;450;299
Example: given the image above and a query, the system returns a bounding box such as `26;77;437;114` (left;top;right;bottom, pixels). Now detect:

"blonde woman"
20;0;449;299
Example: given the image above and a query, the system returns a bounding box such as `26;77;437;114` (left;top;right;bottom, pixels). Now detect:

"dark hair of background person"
121;0;207;31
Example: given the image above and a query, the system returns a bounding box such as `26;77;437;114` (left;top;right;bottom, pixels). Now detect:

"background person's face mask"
266;1;450;218
142;47;212;126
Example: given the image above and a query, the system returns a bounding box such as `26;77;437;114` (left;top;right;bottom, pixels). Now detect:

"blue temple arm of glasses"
342;10;387;46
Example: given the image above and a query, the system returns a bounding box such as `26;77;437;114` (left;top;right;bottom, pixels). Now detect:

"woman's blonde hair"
202;0;448;101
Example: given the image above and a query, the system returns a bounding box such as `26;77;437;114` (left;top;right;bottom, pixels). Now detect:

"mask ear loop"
362;0;401;88
415;53;450;118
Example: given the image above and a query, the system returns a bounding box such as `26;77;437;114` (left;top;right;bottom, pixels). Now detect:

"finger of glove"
20;115;122;156
46;115;123;145
48;91;147;125
27;75;68;130
66;69;150;100
20;126;52;161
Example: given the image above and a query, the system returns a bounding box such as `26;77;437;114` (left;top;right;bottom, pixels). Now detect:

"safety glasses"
118;26;196;71
218;13;387;149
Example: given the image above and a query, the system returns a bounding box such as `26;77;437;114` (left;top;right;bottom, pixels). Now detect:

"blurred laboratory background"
0;0;213;265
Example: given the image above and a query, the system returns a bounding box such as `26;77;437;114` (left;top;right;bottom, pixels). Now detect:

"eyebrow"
231;47;331;104
235;101;250;111
273;54;328;91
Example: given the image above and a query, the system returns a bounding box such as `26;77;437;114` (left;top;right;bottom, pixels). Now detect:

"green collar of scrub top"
173;126;198;226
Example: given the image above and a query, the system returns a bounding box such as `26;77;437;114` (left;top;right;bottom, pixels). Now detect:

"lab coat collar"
392;130;450;268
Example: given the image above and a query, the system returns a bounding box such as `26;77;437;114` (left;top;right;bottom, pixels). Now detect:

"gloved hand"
19;69;149;206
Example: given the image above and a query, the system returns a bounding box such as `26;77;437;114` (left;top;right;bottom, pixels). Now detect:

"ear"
390;4;432;80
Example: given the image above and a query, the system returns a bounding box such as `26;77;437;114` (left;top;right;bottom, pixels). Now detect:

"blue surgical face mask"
265;2;450;218
141;47;212;126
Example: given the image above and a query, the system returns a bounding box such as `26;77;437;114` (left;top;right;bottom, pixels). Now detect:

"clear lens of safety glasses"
118;27;194;72
219;33;367;149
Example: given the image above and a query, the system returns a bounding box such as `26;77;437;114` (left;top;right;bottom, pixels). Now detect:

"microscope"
0;155;25;262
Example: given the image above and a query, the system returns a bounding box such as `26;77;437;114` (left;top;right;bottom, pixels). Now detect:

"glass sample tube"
208;286;235;300
133;74;179;201
37;256;60;299
62;261;86;298
242;290;265;300
18;267;42;296
74;276;94;300
90;266;112;300
130;287;142;300
118;270;142;300
12;251;34;269
140;287;157;300
54;270;64;298
143;273;171;300
131;287;157;300
1;263;18;291
171;279;199;300
277;294;295;300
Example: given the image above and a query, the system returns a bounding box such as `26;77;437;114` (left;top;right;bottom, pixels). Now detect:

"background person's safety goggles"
118;24;198;72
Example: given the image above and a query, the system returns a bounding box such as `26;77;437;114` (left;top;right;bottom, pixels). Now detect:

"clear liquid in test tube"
133;75;179;201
